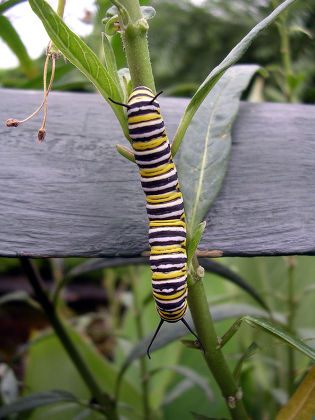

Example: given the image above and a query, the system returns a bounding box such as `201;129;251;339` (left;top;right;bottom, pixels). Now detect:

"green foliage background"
1;0;314;102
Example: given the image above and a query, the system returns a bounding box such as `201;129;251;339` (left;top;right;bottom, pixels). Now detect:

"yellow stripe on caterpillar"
149;219;186;228
152;270;186;280
146;191;182;203
150;246;186;254
140;162;174;177
153;289;187;301
128;113;161;124
133;137;167;150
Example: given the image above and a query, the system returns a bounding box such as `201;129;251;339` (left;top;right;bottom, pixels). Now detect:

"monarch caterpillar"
110;86;203;358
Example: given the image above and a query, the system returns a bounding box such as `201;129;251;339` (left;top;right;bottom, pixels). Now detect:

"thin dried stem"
6;51;56;131
38;52;52;141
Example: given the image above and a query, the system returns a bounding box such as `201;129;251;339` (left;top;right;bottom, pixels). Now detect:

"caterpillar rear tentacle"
110;86;203;358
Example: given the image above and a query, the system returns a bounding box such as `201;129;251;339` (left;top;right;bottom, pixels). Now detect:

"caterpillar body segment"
127;86;188;326
109;86;203;357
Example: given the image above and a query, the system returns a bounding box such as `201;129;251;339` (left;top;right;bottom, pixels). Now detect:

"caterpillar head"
127;86;163;115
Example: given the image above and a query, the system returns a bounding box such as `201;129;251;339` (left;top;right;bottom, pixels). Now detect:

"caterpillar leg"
147;319;164;359
146;317;205;359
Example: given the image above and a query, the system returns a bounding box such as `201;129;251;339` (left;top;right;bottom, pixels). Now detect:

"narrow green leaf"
104;14;119;36
28;0;129;139
187;221;206;266
276;365;315;420
177;65;259;234
151;365;213;402
220;316;315;361
116;144;136;163
120;303;280;371
201;259;269;311
0;15;37;78
118;67;132;101
289;24;313;39
0;290;39;308
0;390;78;417
171;0;297;155
0;0;26;14
101;33;122;93
232;342;260;384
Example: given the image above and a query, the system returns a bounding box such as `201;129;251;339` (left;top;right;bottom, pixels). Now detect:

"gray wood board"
0;89;314;257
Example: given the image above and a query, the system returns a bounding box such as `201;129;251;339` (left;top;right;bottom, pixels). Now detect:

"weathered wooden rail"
0;89;314;258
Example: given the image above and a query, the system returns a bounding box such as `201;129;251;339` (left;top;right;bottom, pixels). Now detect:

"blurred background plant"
0;0;315;419
0;255;314;419
0;0;314;101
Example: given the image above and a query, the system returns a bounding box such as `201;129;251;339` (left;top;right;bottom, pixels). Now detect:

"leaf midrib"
189;75;234;231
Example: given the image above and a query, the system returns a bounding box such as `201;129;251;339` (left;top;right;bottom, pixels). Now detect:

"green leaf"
118;68;132;101
0;390;78;417
104;14;119;36
286;73;306;92
232;342;260;384
276;365;315;420
187;222;206;267
151;365;213;402
28;0;129;139
201;259;269;311
23;327;142;419
171;0;297;155
0;15;37;78
116;144;136;163
289;24;313;39
219;316;315;361
177;65;259;234
0;0;26;14
0;290;39;308
102;33;121;91
120;303;281;370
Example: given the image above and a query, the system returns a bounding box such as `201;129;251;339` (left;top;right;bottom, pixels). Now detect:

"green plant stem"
114;0;155;92
187;255;248;420
278;17;294;102
286;256;296;395
19;258;118;420
130;266;150;420
272;2;294;102
57;0;66;18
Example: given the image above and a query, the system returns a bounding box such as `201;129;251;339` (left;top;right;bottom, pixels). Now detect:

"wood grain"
0;89;314;257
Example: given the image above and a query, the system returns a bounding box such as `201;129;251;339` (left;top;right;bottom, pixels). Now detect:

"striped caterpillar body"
110;86;202;357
